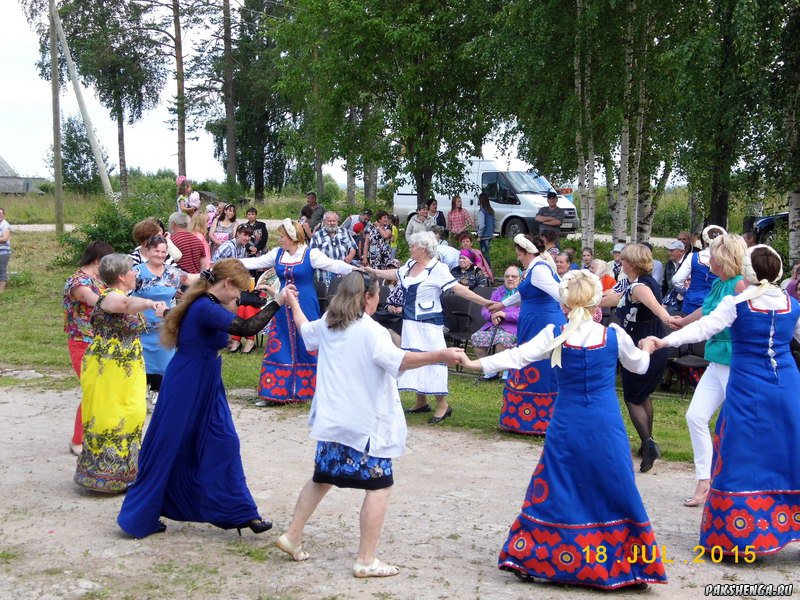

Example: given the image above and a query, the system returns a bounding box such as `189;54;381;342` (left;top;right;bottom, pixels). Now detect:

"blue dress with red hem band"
498;327;667;589
700;294;800;555
500;262;566;435
257;247;318;403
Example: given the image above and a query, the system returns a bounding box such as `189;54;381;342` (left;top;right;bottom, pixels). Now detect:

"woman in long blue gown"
647;245;800;555
464;271;667;590
118;260;287;538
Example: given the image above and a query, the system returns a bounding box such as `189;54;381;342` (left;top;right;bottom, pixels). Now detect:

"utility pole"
49;0;64;234
50;2;114;200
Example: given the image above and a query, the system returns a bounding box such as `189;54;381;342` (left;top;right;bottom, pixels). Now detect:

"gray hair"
99;253;133;286
407;231;438;257
168;211;189;229
431;225;445;239
323;210;339;222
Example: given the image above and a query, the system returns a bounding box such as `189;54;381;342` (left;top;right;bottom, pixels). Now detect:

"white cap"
612;243;625;253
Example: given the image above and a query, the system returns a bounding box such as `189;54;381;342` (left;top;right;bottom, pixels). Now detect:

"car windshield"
504;171;553;195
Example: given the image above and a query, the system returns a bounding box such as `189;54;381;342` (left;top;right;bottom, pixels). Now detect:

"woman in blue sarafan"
239;218;354;406
646;245;800;556
117;259;289;538
672;225;726;314
463;270;667;590
490;234;566;435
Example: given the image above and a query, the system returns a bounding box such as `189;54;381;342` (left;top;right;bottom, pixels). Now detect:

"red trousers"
68;338;89;445
230;305;260;341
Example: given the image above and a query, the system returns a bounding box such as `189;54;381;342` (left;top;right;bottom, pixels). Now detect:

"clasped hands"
638;336;667;354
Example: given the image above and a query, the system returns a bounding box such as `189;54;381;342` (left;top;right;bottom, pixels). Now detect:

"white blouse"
672;248;710;289
663;288;800;347
480;321;650;375
239;245;354;275
300;315;408;458
501;258;561;307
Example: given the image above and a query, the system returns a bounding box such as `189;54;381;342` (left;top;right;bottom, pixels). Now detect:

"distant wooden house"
0;156;45;195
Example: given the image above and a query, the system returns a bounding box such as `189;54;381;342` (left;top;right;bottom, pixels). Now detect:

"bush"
59;195;175;264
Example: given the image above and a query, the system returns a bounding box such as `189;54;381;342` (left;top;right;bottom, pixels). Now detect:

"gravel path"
0;385;797;599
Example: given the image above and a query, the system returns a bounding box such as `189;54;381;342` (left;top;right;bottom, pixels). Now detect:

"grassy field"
0;231;702;462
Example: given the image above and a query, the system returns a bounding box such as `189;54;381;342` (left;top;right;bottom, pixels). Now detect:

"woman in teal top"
668;234;747;507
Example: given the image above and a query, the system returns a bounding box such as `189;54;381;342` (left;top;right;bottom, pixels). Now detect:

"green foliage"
59;195;174;263
48;115;113;195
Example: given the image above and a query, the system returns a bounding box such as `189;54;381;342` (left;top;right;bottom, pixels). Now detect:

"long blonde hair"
188;210;208;237
161;259;250;348
325;272;379;331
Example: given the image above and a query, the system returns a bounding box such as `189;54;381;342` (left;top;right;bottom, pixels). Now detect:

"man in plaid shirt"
309;211;357;285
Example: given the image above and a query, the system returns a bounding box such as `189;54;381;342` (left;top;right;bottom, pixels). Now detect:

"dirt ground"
0;385;797;600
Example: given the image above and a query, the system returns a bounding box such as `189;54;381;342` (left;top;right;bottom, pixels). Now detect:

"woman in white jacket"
276;272;464;578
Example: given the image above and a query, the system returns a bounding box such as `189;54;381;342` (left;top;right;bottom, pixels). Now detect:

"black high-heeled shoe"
236;518;273;536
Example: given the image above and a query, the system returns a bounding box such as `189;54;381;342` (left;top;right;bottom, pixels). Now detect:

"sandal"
684;489;709;507
352;558;399;578
275;533;310;561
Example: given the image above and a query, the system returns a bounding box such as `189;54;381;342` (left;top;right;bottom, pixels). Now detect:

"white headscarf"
735;244;783;305
283;218;298;242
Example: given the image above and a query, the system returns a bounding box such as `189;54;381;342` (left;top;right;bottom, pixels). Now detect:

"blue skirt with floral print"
312;441;393;490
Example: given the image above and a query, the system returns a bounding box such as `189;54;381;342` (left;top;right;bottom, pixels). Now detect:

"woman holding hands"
642;246;800;556
276;272;464;577
364;231;492;423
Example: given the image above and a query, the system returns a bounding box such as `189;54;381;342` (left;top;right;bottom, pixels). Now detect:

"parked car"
393;157;579;237
753;212;788;244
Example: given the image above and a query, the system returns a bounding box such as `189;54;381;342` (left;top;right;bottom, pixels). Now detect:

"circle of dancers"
61;203;800;589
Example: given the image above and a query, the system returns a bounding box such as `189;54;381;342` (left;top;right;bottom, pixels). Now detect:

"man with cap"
611;242;625;280
212;223;253;262
662;239;686;298
534;191;565;234
342;208;372;233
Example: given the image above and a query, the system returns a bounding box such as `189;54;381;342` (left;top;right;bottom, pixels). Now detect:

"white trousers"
685;362;729;480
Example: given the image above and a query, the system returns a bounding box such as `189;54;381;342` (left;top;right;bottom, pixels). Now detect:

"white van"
393;157;579;237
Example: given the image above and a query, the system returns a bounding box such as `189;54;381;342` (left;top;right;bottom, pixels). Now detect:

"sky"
0;3;352;187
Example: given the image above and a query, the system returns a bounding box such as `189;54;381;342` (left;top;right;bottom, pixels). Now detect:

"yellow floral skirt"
75;337;146;493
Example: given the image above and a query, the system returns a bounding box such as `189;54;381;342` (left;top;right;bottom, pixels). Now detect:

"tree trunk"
574;0;589;247
415;169;433;206
784;29;799;264
172;0;186;177
688;186;701;234
708;0;737;228
364;162;378;201
314;151;324;198
630;80;646;242
790;190;800;265
346;164;356;205
615;0;635;243
116;105;128;201
637;159;672;242
50;1;64;235
583;48;596;250
603;153;615;237
254;147;265;202
222;0;236;185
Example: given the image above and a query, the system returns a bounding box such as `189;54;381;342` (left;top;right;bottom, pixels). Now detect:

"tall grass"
0;193;100;224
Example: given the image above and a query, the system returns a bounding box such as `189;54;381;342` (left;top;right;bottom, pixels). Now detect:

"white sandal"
275;533;310;561
352;558;400;578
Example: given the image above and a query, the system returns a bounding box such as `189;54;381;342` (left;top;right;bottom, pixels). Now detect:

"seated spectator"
451;249;488;290
581;248;594;268
364;210;393;270
170;212;209;274
309;211;357;286
372;277;404;345
786;262;800;301
298;205;314;239
541;228;560;257
563;247;580;270
342;208;372;233
589;259;617;292
405;203;435;242
611;242;625;280
554;252;571;277
469;266;521;379
432;226;459;269
456;232;493;282
212;224;253;262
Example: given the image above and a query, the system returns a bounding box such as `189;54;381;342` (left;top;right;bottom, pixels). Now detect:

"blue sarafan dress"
257;247;318;403
117;295;263;538
500;261;566;435
499;327;667;589
700;295;800;555
132;263;182;376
